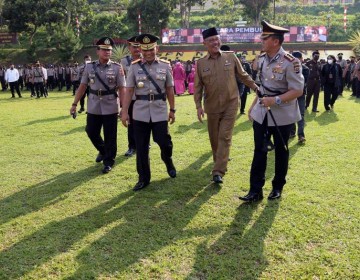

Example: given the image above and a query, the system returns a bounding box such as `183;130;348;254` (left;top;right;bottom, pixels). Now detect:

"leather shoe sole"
268;190;282;200
239;192;264;202
133;181;150;191
213;175;223;184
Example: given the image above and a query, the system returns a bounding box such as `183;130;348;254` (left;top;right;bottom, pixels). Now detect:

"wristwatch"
170;108;176;113
275;96;282;105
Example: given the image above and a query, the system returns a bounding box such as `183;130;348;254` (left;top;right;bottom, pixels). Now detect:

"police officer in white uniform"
121;34;176;191
70;37;126;174
239;21;304;202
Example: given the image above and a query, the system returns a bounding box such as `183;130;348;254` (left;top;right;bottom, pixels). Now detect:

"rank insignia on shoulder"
131;59;141;64
284;53;295;62
159;58;170;64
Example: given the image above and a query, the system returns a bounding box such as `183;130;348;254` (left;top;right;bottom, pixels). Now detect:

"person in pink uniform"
173;61;186;95
187;67;196;95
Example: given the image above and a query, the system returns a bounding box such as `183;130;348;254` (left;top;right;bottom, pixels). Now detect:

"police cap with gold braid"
96;37;115;50
127;36;140;47
260;20;289;39
136;34;159;50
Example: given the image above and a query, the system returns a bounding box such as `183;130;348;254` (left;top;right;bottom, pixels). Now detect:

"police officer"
239;21;304;202
290;51;309;144
121;33;176;191
195;27;258;184
70;37;126;174
305;51;321;112
32;61;48;98
120;36;142;157
77;55;92;113
71;62;80;96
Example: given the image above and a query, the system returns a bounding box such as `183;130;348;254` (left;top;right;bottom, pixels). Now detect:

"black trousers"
323;83;338;110
133;120;173;183
72;81;80;95
79;86;89;109
127;100;136;150
34;82;46;97
9;81;21;97
240;86;250;113
306;78;321;111
86;113;118;167
250;119;292;193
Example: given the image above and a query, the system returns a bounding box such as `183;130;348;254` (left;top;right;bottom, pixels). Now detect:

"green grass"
0;89;360;279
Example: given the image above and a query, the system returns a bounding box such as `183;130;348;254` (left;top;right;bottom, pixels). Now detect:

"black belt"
136;93;165;101
89;88;117;96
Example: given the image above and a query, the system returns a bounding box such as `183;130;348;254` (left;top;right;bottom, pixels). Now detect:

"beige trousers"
206;99;238;176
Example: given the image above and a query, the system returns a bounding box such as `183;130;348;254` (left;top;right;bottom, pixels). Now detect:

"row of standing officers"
70;21;305;202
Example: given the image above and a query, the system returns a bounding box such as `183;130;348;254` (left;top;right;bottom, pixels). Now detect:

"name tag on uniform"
225;62;231;66
138;69;144;74
157;69;166;74
203;68;210;72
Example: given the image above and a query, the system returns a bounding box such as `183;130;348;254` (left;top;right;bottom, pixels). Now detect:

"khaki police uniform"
32;66;47;98
249;47;304;195
126;57;175;184
305;59;321;111
250;47;302;126
81;59;125;167
194;50;257;176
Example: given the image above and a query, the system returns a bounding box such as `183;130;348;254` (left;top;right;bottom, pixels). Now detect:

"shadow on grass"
175;120;209;134
314;110;339;126
23;115;70;126
0;155;127;226
0;153;220;279
187;201;279;279
62;125;86;135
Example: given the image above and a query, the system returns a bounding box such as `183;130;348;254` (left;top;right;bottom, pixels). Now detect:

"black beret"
202;27;218;40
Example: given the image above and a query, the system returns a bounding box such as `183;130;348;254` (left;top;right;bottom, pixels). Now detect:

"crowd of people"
2;23;359;201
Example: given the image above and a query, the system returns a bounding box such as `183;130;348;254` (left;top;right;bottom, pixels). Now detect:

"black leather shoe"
268;190;282;200
95;153;104;163
102;166;112;174
239;192;264;202
133;181;149;191
124;148;136;157
213;175;223;184
165;158;176;178
78;107;85;113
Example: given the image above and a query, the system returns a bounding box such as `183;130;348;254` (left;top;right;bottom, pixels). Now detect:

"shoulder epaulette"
259;52;266;57
111;61;121;66
159;58;170;64
222;51;234;53
131;59;141;64
284;53;295;62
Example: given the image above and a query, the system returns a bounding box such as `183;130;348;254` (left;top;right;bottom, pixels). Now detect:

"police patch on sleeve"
293;61;300;74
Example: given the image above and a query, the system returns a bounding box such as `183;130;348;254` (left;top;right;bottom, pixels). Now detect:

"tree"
236;0;271;25
177;0;206;28
348;31;360;56
50;24;83;61
127;0;173;35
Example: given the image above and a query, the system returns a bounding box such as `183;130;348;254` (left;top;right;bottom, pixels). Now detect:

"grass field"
0;89;360;280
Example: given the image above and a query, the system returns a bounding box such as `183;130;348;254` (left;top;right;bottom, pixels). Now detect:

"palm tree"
111;44;130;63
349;31;360;56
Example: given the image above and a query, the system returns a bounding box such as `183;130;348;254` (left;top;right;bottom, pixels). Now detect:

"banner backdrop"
161;26;327;44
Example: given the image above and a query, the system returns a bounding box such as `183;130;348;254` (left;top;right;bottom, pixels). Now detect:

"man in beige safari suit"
194;27;259;184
